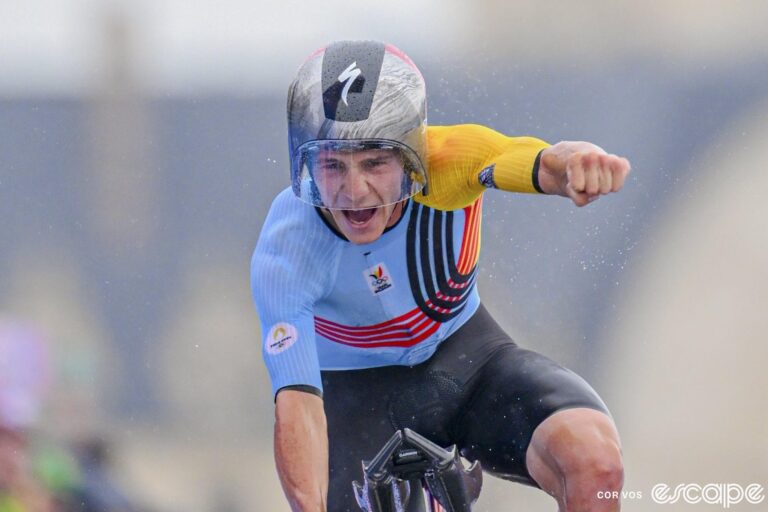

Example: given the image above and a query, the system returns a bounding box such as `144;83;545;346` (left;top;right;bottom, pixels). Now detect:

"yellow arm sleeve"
414;124;550;211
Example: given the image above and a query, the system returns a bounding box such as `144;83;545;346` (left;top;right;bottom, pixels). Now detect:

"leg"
458;340;620;510
526;408;624;511
323;367;427;512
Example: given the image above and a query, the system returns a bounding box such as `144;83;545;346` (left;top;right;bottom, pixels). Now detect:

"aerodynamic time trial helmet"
287;40;428;209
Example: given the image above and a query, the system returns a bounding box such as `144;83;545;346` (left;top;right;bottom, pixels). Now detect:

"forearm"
275;390;329;512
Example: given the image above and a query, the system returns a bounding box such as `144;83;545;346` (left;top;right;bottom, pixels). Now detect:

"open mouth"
342;207;377;226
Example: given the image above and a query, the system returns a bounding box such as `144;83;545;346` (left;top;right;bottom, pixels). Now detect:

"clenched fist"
539;142;631;207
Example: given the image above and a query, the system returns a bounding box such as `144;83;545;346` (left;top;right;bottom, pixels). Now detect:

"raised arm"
417;124;550;210
418;125;630;210
538;141;631;206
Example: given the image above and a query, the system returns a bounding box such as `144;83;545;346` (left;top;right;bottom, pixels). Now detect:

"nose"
342;166;370;204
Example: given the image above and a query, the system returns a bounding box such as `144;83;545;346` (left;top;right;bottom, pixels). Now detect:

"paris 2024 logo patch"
364;263;393;295
265;323;298;355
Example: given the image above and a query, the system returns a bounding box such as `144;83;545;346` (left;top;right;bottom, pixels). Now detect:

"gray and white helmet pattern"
288;41;428;209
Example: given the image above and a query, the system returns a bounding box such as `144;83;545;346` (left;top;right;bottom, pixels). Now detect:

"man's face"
314;148;405;244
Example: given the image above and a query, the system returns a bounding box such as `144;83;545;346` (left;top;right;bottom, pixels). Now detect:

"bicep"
252;253;325;400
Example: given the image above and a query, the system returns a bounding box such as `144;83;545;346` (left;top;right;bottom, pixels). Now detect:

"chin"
346;232;382;244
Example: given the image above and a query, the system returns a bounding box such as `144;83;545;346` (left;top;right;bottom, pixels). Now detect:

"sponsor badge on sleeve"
265;323;298;355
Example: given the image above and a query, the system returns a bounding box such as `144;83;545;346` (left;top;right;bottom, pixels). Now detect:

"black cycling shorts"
321;304;610;512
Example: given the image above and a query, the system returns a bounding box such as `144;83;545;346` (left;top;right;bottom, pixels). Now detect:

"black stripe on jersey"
429;209;472;299
431;210;463;298
407;203;476;322
443;210;476;287
419;207;459;310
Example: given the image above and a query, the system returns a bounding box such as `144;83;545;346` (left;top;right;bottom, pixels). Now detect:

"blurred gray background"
1;1;767;510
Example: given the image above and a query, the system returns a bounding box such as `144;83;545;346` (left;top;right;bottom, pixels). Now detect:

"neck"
385;200;405;227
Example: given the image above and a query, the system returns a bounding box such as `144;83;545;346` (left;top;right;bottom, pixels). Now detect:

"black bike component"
366;430;404;480
353;429;483;511
353;430;410;511
352;477;410;512
401;428;453;467
403;429;482;512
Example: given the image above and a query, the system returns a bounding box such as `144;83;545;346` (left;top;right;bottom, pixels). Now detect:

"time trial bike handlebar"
353;428;482;511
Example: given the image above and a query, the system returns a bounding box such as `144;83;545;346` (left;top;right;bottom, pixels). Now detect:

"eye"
319;160;344;172
364;159;387;170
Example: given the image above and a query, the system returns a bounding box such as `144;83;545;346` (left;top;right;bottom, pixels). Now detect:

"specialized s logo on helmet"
338;62;362;106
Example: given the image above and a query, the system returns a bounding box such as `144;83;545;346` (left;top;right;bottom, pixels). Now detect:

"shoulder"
252;188;340;291
416;125;503;210
257;188;335;245
263;187;316;226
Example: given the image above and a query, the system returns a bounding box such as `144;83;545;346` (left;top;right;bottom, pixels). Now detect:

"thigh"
458;344;611;487
322;367;428;512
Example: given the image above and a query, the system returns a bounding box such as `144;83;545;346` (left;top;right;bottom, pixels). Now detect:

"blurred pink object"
0;319;52;429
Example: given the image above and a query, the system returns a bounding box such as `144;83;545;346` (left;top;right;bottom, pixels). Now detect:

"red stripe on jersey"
316;313;433;343
318;320;440;349
457;196;483;273
314;305;440;348
315;307;422;335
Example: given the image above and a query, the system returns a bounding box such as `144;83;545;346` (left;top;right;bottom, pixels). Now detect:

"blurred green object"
0;495;24;512
32;439;81;495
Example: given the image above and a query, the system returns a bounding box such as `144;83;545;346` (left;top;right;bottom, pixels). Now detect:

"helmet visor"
292;139;426;209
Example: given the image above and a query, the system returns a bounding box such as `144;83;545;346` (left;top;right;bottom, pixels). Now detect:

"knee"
571;441;624;490
531;409;624;510
554;417;623;486
561;426;624;510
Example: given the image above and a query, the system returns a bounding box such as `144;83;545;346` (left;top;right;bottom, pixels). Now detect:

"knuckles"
565;151;631;203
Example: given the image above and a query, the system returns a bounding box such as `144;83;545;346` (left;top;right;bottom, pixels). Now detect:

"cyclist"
252;40;630;512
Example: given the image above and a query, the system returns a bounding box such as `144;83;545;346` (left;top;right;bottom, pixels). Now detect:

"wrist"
537;147;569;196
